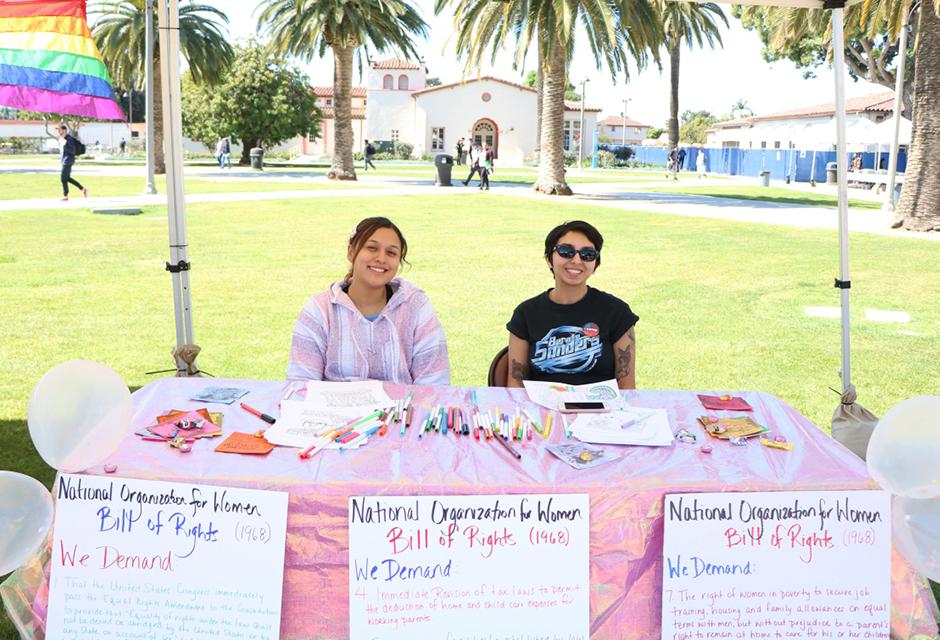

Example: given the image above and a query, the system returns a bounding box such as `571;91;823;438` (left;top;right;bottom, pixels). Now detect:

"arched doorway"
471;118;498;158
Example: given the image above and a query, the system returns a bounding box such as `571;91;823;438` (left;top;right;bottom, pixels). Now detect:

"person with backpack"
364;139;377;171
479;142;494;191
57;125;87;201
462;142;482;186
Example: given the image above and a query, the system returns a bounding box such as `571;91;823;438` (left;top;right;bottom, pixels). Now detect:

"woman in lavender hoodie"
287;217;451;385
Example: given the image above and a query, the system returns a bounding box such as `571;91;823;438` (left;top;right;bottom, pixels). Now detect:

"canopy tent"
154;0;866;410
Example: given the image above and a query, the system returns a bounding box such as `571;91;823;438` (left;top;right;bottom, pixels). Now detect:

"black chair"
487;346;509;387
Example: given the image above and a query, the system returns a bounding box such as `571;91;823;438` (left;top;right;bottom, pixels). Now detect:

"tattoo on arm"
615;328;636;381
510;358;529;382
615;346;633;381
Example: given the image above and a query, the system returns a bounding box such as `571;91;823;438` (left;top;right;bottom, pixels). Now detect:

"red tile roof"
412;75;537;96
371;59;421;70
712;91;896;128
412;76;599;110
598;116;648;127
321;108;366;119
314;86;367;97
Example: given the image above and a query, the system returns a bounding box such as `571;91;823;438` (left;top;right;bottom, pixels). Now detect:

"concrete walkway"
2;164;936;242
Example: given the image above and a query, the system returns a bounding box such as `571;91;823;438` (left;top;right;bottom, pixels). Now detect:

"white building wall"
413;80;540;165
366;91;416;147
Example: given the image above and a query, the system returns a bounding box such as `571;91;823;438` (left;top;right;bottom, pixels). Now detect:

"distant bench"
847;170;904;192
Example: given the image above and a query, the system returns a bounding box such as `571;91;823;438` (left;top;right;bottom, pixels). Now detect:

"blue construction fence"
613;145;907;183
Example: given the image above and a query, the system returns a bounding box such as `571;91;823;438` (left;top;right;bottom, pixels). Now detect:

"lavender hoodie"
287;278;450;385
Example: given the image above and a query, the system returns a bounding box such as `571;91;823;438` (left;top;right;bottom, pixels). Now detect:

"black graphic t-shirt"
506;287;639;385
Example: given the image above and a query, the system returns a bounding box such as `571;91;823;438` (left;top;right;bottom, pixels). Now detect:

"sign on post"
349;494;590;640
662;490;891;640
46;474;289;640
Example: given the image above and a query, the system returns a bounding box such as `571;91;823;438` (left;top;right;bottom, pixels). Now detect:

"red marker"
240;402;275;424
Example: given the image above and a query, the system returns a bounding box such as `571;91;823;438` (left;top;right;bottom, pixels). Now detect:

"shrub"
596;150;616;168
394;142;413;159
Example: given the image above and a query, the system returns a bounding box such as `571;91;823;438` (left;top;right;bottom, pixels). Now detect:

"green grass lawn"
2;193;939;634
638;185;883;210
0;172;361;200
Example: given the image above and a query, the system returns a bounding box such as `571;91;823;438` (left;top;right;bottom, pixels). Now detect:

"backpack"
73;138;86;156
365;143;375;156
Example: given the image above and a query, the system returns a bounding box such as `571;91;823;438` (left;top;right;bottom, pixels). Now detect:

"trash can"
759;170;771;187
434;154;453;186
249;147;264;170
826;162;838;184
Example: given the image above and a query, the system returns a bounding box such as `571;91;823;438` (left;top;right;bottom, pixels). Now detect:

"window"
609;126;615;133
398;74;409;90
391;130;400;142
563;120;580;151
431;127;445;151
383;74;393;90
773;141;781;149
325;98;332;106
760;141;767;149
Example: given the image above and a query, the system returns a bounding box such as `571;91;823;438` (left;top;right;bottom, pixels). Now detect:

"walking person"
666;147;678;180
364;139;377;171
479;142;494;191
677;147;687;172
119;136;126;155
462;142;482;186
455;138;464;165
57;125;87;201
221;136;232;169
696;149;707;179
215;137;225;169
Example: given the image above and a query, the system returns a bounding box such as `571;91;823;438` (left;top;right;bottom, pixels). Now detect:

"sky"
194;0;889;127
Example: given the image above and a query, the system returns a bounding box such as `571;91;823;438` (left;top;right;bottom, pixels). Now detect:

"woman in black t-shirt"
506;220;639;389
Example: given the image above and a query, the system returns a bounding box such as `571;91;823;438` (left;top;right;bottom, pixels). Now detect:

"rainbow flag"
0;0;124;119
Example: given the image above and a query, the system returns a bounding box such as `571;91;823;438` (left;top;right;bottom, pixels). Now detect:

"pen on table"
240;402;276;425
340;422;383;451
299;425;351;459
494;434;522;460
544;413;553;439
561;413;571;439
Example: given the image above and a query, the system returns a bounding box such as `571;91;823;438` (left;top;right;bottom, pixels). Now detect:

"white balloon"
28;360;133;473
0;471;55;576
892;495;940;582
866;396;940;499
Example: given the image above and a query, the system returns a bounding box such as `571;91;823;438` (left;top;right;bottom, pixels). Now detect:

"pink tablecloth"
2;378;938;639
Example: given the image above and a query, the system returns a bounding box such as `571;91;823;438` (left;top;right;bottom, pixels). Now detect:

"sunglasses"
554;244;599;262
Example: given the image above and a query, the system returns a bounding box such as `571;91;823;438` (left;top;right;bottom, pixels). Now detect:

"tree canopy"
181;43;322;161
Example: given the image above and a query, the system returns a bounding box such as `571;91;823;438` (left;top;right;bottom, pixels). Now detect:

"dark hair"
544;220;603;269
345;217;408;282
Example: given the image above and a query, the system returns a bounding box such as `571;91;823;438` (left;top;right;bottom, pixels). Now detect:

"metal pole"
832;7;852;391
621;98;629;147
143;0;157;194
577;79;588;169
158;0;196;375
127;89;132;147
883;1;910;212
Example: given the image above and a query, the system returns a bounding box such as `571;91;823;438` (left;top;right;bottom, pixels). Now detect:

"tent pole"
832;6;852;391
143;0;157;195
158;0;196;376
883;0;910;213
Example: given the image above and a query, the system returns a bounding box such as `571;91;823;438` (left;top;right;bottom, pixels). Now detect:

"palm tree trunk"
534;40;543;161
153;56;165;174
534;33;571;196
328;43;357;181
668;38;680;150
893;6;940;231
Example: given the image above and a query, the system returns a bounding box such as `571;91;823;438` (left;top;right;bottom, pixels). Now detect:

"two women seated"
287;217;638;389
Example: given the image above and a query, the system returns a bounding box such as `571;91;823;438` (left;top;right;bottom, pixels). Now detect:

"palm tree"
888;0;940;231
738;0;940;231
93;0;234;174
257;0;427;181
731;98;754;120
658;0;727;150
436;0;661;195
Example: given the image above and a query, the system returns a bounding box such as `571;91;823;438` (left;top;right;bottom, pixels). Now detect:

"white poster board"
662;491;891;640
349;494;590;640
46;473;289;640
